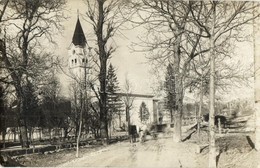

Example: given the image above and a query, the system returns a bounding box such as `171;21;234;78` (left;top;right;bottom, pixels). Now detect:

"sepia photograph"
1;0;260;167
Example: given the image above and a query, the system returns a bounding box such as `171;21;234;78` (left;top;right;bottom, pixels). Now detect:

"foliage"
22;82;40;128
164;63;176;122
106;64;124;124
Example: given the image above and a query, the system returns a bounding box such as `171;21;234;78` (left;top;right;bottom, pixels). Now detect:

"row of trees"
0;0;67;148
124;1;259;167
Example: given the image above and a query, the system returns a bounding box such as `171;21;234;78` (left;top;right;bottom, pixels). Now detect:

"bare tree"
253;2;260;152
67;60;89;157
128;0;208;142
128;0;260;144
188;2;260;167
84;0;128;144
208;2;217;167
121;76;135;135
0;0;66;148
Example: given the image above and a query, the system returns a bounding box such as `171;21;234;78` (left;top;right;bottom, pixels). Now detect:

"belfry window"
75;59;77;64
72;59;74;64
82;58;85;63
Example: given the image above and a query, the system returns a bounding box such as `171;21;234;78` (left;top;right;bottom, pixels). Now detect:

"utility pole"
76;47;90;158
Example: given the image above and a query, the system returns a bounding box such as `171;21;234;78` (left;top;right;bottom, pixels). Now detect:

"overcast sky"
56;0;154;96
55;0;255;101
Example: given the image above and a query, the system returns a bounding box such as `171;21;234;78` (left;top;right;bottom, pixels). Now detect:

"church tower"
68;17;88;81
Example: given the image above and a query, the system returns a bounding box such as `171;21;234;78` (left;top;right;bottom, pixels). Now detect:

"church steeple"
72;18;86;47
68;14;89;81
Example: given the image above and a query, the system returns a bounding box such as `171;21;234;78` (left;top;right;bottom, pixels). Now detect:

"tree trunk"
119;113;121;128
173;74;184;142
170;109;174;123
96;0;109;145
2;129;6;148
172;28;184;143
99;60;108;144
13;128;16;142
19;125;29;148
218;118;221;134
28;127;32;143
209;2;217;168
109;121;112;139
254;2;260;151
39;128;42;141
197;78;203;141
126;106;130;135
75;124;79;142
18;96;29;148
76;110;83;158
76;88;85;158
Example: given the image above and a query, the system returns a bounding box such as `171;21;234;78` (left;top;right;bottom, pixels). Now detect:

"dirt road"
58;137;199;167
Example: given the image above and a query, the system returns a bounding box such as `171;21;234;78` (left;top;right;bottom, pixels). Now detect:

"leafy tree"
139;102;149;123
164;63;176;123
106;64;124;128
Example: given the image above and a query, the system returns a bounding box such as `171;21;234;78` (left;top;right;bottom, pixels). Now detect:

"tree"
128;0;208;142
164;63;176;123
0;0;66;148
0;85;6;147
68;78;88;157
40;73;63;130
188;2;260;167
253;1;260;153
128;0;260;144
121;76;135;135
22;81;40;143
85;0;128;144
139;102;149;123
89;100;101;138
106;64;124;131
208;2;217;167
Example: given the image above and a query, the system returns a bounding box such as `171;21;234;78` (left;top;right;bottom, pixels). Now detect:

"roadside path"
58;137;199;167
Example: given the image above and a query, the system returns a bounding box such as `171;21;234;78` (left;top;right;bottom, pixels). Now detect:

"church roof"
72;18;86;46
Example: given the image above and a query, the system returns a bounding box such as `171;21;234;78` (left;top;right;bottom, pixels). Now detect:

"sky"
55;0;255;102
56;0;154;96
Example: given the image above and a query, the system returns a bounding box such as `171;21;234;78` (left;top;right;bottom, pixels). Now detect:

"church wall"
112;95;157;130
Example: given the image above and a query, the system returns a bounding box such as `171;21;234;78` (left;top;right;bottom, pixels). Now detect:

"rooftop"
72;18;86;46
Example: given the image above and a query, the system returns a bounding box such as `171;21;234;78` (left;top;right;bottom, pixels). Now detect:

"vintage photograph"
1;0;260;167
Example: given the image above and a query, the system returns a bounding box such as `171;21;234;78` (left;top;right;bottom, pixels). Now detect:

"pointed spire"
72;16;86;47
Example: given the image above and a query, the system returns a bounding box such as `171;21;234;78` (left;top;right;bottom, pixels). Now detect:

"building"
114;93;160;129
68;17;89;81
